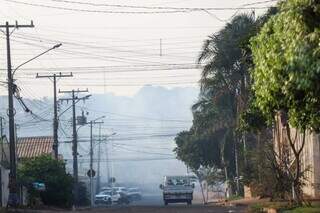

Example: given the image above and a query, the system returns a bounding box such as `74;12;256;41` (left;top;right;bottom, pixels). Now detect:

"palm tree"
175;10;278;197
194;12;258;195
198;13;257;113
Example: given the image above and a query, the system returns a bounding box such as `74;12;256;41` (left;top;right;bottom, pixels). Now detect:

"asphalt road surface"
90;205;246;213
90;194;247;213
15;195;247;213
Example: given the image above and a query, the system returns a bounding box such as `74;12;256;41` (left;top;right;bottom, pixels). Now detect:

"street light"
12;43;62;75
6;42;62;207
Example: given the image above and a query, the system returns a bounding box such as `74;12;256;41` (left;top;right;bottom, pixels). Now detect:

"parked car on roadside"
95;188;130;205
127;187;142;201
95;191;112;205
100;186;112;192
116;191;130;205
113;186;128;194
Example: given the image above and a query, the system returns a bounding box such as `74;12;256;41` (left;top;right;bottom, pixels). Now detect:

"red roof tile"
17;136;53;159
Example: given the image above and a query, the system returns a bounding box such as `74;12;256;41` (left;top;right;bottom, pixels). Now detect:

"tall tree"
251;0;320;204
176;9;278;197
197;13;258;193
175;13;259;196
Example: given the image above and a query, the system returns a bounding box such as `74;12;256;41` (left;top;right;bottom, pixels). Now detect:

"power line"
10;32;202;59
79;106;191;123
47;0;273;11
18;73;198;80
21;81;198;87
4;0;189;14
5;64;202;74
243;0;278;6
4;0;272;14
112;144;174;156
66;157;176;162
112;142;172;151
2;36;172;65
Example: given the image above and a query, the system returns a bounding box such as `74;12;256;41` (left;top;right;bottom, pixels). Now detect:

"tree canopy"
18;155;73;207
251;0;320;131
175;8;278;197
175;13;259;192
250;0;320;203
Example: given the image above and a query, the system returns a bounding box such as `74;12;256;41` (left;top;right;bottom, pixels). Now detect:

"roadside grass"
248;201;293;213
248;201;320;213
226;195;243;201
282;206;320;213
283;203;320;213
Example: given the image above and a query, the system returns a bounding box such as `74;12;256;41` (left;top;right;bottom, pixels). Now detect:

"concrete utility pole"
59;89;90;207
0;117;3;138
96;124;102;193
89;119;104;207
105;137;110;186
0;21;34;207
36;72;73;159
90;122;94;207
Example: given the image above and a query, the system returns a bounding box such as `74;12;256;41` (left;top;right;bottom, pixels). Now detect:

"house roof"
17;136;53;159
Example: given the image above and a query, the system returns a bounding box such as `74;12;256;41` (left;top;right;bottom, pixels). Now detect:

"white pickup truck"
159;176;194;205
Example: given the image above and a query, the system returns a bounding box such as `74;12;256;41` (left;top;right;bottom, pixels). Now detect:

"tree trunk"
199;180;206;204
257;131;262;183
224;166;230;199
285;124;306;205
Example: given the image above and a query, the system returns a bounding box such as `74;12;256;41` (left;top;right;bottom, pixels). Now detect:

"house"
16;136;54;205
274;115;320;198
0;136;10;207
17;136;54;159
0;136;55;207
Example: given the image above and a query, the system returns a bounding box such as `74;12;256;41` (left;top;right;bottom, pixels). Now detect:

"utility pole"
89;120;103;207
90;122;94;208
59;89;90;208
0;21;34;206
0;117;3;138
96;124;102;193
36;72;73;159
105;137;110;186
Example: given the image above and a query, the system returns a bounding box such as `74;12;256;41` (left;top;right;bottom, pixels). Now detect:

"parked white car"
95;191;112;205
127;188;142;201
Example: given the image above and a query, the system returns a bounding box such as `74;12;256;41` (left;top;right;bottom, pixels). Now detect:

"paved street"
82;205;247;213
11;193;248;213
87;194;246;213
88;193;247;213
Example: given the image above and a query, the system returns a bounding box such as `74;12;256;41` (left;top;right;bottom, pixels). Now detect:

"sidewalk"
208;197;270;207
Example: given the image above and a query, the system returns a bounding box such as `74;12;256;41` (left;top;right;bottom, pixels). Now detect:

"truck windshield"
166;177;189;186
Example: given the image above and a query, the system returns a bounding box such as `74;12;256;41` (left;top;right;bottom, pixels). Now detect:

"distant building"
274;115;320;198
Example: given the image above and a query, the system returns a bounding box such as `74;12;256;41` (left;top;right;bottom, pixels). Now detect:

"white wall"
1;167;9;207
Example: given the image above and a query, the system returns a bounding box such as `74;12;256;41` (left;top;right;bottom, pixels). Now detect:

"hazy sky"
0;0;277;98
0;0;277;185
